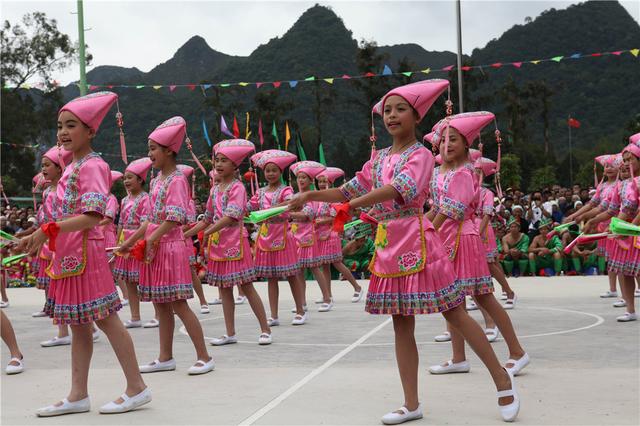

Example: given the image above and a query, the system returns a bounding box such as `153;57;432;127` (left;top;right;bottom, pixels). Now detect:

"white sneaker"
123;320;142;329
258;333;272;345
318;301;334;312
291;304;308;313
92;331;100;342
600;290;618;298
485;326;500;343
0;301;9;308
200;305;210;314
466;299;478;311
187;358;215;375
505;352;530;376
32;310;47;318
139;358;176;373
234;296;247;305
121;299;129;306
500;292;508;301
498;370;520;422
635;289;640;298
99;388;152;414
503;295;517;310
381;404;423;425
617;312;638;322
434;331;451;342
208;298;222;305
314;298;324;304
428;360;470;374
36;397;90;417
267;317;280;327
210;334;238;346
41;335;71;347
292;313;308;325
143;319;159;328
613;300;627;308
351;288;364;303
5;357;24;374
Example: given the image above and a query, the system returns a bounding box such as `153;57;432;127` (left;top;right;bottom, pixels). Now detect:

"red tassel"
130;240;147;261
331;202;352;232
116;111;128;165
359;211;378;226
41;222;60;252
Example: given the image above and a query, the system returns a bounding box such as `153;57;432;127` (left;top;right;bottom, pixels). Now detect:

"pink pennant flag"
461;66;471;71
273;82;281;88
590;52;602;57
169;85;177;92
512;62;523;68
364;72;376;77
187;84;196;91
491;62;502;68
612;51;623;56
107;85;114;89
220;115;235;138
89;85;99;91
256;82;264;88
442;65;454;71
342;74;351;79
258;118;264;146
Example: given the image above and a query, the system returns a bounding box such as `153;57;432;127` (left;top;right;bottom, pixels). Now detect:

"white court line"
237;317;392;426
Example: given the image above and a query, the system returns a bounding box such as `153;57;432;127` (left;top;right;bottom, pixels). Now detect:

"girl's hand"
27;228;48;256
117;240;133;255
288;193;308;211
145;237;158;262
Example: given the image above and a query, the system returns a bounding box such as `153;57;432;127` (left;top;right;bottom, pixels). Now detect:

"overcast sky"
3;0;639;85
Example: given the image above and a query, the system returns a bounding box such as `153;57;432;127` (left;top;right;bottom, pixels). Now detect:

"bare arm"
203;216;235;237
21;213;102;255
184;220;208;239
119;222;150;253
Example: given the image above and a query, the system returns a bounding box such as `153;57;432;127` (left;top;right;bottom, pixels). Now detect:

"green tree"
499;153;522;190
529;165;557;191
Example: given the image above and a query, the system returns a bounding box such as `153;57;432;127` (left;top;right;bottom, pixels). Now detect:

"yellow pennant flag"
531;60;541;65
153;85;162;90
285;121;291;151
239;82;249;86
421;68;431;74
631;48;639;57
245;112;252;139
324;78;334;84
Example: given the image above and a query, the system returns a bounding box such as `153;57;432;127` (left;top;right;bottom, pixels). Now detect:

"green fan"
343;219;363;230
2;253;27;267
0;230;18;241
246;206;289;224
609;217;640;236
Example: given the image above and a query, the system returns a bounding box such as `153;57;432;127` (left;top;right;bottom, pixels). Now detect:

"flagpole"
568;115;573;187
77;0;87;95
455;0;464;113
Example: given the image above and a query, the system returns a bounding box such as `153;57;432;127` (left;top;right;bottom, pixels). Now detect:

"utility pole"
77;0;87;95
455;0;464;113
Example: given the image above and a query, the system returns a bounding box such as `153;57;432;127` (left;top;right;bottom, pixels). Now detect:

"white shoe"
613;300;627;308
617;312;638;322
139;358;176;373
466;299;478;311
314;298;324;304
92;331;100;342
143;319;159;328
500;292;508;301
351;288;364;303
503;295;517;310
0;301;9;308
318;301;334;312
41;335;71;347
428;360;470;374
486;327;500;343
291;304;308;313
600;290;618;298
208;298;222;305
258;333;272;345
291;313;308;325
36;397;90;417
434;331;451;342
381;404;423;425
234;296;247;305
635;290;640;298
210;334;238;346
123;320;142;329
5;357;24;374
99;388;151;414
498;370;520;422
121;299;129;306
32;310;47;318
267;317;280;327
200;305;210;314
505;352;530;376
187;358;215;375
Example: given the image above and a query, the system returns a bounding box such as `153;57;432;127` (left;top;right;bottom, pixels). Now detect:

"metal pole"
455;0;464;113
568;116;573;187
77;0;87;95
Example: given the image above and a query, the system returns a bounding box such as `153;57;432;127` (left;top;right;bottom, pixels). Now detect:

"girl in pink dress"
186;139;271;345
120;116;214;374
19;91;150;416
316;167;364;303
290;161;334;313
290;80;519;424
247;149;306;326
102;171;128;303
426;112;528;380
113;157;152;328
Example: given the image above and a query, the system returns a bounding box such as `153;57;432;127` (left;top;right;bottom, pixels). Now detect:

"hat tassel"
56;138;66;170
185;136;207;175
494;127;503;200
115;103;127;165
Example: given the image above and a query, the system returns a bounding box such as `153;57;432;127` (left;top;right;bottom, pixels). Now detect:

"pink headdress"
316;167;345;184
629;132;640;145
149;116;206;175
213;139;257;194
125;157;153;182
177;164;196;197
59;91;128;164
43;145;73;168
253;149;297;171
110;171;123;189
291;161;327;179
474;157;498;177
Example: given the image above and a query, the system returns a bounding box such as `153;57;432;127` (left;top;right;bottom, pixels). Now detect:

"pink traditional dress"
593;180;618;259
340;143;463;315
103;193;119;252
204;179;256;287
476;187;499;263
138;170;194;302
315;202;343;264
184;199;198;267
247;184;300;278
34;186;58;290
44;152;122;324
431;163;493;295
292;200;324;269
607;176;640;276
113;192;150;284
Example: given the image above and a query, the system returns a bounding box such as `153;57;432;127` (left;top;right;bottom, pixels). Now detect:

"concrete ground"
1;275;638;426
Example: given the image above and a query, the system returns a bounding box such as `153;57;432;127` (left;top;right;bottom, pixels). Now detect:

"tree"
499;153;523;191
529;165;557;191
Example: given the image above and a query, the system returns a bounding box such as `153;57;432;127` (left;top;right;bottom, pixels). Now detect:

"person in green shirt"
341;224;375;278
501;217;530;276
528;218;564;275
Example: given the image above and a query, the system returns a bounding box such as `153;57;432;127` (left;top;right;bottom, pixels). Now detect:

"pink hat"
58;91;118;132
125;157;153;181
431;111;496;147
595;154;621;168
43;146;73;168
254;149;297;171
423;132;435;145
110;171;123;188
291;161;326;179
630;133;640;145
373;79;450;121
434;153;443;165
32;173;47;190
209;170;217;179
474;157;498;177
148;116;186;153
469;148;482;162
316;167;345;183
177;164;194;180
250;151;265;167
213;139;255;166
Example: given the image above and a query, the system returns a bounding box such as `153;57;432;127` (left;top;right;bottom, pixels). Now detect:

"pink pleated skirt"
113;255;142;284
453;234;493;296
34;257;50;290
482;225;499;263
138;239;194;303
316;234;343;265
297;242;324;269
365;229;464;316
608;237;640;277
254;233;300;278
206;237;256;287
44;239;122;325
